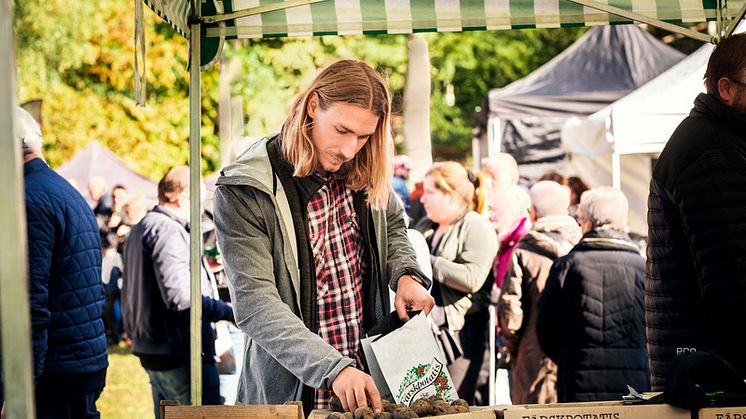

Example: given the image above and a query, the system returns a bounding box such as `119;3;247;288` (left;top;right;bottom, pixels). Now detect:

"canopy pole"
565;0;713;42
0;0;35;415
189;0;203;407
202;0;325;24
724;1;746;38
488;305;496;406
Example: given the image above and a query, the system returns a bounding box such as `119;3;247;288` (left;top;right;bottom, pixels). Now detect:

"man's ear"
307;92;319;119
717;77;735;104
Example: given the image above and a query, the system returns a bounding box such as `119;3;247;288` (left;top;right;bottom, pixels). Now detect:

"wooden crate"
699;407;746;419
495;401;690;419
308;406;497;419
160;400;304;419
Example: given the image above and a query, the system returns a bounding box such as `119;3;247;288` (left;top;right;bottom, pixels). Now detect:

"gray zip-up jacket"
213;136;429;405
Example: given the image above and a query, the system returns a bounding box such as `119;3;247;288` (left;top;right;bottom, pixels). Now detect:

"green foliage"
14;0;587;176
15;0;201;180
425;28;588;160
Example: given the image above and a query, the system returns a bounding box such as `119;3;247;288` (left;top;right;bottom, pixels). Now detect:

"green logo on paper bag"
397;358;451;405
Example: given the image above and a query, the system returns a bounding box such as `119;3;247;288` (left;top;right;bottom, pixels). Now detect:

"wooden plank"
161;402;303;419
308;406;496;419
496;402;689;419
699;407;746;419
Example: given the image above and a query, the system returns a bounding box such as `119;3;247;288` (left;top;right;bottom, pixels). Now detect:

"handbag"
429;305;462;365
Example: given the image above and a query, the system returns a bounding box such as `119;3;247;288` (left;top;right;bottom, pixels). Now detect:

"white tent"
561;42;713;235
559;19;746;236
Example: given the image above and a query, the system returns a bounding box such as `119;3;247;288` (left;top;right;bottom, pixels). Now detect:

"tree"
14;0;587;176
425;28;588;160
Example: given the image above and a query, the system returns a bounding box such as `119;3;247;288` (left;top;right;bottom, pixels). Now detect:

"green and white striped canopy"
144;0;744;65
147;0;743;38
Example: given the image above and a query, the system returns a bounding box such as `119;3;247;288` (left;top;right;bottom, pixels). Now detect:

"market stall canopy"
480;24;686;120
562;20;744;157
562;42;713;157
473;24;685;235
474;24;684;178
55;140;158;201
143;0;745;66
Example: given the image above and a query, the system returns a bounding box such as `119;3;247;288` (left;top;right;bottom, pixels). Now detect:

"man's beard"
732;88;746;115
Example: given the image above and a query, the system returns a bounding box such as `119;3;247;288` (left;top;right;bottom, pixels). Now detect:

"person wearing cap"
2;107;109;418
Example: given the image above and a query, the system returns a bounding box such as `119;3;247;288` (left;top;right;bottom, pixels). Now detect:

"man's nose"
340;139;358;160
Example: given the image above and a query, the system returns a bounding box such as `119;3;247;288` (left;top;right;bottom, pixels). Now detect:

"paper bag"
362;312;458;406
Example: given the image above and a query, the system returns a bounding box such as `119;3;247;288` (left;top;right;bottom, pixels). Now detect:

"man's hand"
331;366;382;413
1;401;6;419
394;275;435;321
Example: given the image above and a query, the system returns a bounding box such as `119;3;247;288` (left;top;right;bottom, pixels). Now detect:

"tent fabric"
483;24;687;120
146;0;744;40
476;25;684;177
55;141;158;200
145;0;743;66
562;43;713;157
475;24;686;236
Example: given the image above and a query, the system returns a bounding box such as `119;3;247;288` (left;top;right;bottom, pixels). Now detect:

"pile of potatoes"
326;395;470;419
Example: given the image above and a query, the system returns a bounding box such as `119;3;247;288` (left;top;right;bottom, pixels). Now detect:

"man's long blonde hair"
281;60;393;209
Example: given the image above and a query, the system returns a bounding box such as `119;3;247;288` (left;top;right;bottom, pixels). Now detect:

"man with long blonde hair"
214;60;434;414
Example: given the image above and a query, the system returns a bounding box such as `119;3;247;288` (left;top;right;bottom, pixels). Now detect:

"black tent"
56;140;157;201
475;24;685;182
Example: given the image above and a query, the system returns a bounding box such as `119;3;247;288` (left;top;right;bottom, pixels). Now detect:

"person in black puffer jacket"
646;33;746;391
537;187;648;402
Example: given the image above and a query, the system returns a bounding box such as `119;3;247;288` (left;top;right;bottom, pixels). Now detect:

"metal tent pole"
0;0;35;416
488;305;496;405
565;0;713;42
189;4;203;406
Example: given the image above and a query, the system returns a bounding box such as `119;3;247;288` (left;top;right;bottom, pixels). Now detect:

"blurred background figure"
566;176;589;219
537;187;648;402
538;171;566;185
408;181;426;224
498;180;580;404
393;154;412;212
88;176;110;211
122;192;148;227
482;153;531;288
101;233;124;346
415;161;498;405
482;153;519;192
99;184;128;252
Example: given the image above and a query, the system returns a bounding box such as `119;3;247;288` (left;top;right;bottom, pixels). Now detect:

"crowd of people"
2;32;745;419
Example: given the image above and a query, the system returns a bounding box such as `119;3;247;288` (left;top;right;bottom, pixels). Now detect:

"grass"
98;343;154;419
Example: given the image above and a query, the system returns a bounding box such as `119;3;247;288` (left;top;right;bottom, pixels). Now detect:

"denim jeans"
35;389;103;419
146;362;223;419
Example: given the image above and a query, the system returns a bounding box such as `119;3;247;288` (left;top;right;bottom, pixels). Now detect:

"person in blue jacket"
5;106;109;418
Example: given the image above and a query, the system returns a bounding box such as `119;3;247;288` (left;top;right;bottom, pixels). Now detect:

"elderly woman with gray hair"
536;186;649;402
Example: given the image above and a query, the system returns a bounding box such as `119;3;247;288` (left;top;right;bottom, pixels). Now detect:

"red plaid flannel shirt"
307;175;367;409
